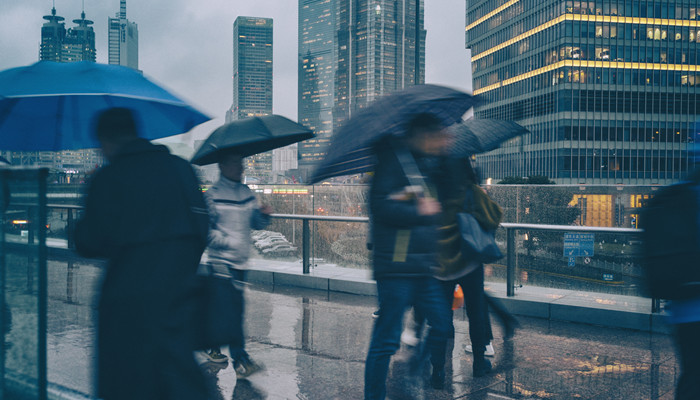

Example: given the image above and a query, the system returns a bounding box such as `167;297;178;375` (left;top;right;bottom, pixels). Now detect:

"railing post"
507;227;516;297
302;219;310;274
66;208;74;250
651;298;661;314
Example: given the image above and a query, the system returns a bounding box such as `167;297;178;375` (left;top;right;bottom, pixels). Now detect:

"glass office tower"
298;0;336;170
467;0;700;184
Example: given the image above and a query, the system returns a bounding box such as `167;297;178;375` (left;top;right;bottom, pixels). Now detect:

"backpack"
639;177;700;300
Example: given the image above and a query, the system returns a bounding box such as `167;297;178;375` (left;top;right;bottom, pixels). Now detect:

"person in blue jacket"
364;113;452;399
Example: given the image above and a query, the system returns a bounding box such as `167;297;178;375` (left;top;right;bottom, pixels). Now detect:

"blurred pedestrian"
200;151;271;378
433;157;518;377
642;161;700;400
75;108;210;400
364;113;452;399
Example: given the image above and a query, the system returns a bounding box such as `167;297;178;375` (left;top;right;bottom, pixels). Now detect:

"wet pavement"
201;285;679;400
8;257;676;399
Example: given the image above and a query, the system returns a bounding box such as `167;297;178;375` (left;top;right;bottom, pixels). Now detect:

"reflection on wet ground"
32;258;677;399
203;285;678;400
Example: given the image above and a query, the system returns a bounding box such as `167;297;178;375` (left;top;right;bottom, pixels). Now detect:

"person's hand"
260;205;273;215
417;197;441;216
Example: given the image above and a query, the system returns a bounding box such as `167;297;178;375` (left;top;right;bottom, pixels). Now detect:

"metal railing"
36;206;653;308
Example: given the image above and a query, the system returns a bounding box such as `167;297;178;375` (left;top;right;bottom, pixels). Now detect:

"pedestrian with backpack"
641;164;700;400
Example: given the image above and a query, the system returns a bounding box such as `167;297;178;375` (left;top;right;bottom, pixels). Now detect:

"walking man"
75;108;210;400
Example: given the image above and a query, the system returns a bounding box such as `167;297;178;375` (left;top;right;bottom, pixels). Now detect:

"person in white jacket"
202;150;271;378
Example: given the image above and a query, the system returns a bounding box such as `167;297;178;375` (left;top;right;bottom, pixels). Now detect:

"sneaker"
464;343;495;357
372;309;380;319
400;328;420;347
204;350;228;364
234;356;265;378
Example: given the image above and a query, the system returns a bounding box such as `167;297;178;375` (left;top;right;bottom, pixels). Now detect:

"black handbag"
194;264;240;350
457;182;503;264
456;212;503;263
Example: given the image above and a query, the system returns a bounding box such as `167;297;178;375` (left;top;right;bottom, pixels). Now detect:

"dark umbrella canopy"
449;119;529;157
0;61;210;151
191;115;314;166
310;84;479;184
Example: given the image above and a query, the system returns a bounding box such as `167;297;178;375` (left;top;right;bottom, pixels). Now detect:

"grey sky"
0;0;472;143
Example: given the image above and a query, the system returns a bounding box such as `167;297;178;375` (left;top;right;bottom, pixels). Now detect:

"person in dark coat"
364;113;452;400
75;108;210;400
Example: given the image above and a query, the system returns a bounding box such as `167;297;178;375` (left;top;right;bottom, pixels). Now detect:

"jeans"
364;276;450;400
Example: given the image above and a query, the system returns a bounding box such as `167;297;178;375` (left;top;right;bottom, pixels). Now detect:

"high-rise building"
334;0;426;128
108;0;139;70
297;0;425;180
40;7;66;61
62;12;96;63
467;0;700;185
298;0;337;169
229;17;274;182
32;7;101;172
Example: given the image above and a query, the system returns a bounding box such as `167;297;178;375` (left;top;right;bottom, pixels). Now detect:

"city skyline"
0;1;470;145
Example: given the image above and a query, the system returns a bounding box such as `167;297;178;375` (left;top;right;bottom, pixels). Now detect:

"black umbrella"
310;84;479;184
450;119;529;157
191;115;314;166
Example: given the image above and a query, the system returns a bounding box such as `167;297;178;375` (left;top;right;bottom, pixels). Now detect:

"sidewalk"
246;257;667;333
201;281;678;399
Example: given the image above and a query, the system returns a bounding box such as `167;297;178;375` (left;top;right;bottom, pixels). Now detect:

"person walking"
200;151;271;378
364;113;452;399
75;108;210;400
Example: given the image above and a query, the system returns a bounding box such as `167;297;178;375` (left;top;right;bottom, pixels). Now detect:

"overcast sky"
0;0;472;144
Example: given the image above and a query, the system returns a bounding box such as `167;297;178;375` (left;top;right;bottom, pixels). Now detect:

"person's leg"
485;292;519;339
675;320;700;400
365;278;413;400
415;277;451;389
459;266;492;377
228;269;247;360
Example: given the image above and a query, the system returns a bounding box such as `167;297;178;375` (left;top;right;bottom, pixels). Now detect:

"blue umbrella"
0;61;210;151
310;84;479;184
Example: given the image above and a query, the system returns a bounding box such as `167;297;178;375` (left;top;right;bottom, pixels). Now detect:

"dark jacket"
369;144;441;279
74;139;210;400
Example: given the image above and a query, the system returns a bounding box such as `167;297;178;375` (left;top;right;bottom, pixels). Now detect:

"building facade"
229;17;275;183
108;0;139;70
62;12;96;63
298;0;336;170
467;0;700;185
334;0;426;128
40;8;66;62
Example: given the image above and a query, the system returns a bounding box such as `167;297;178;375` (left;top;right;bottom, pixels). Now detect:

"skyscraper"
334;0;426;128
298;0;337;169
108;0;139;70
62;12;96;63
40;7;65;62
229;17;274;182
467;1;700;185
297;0;425;179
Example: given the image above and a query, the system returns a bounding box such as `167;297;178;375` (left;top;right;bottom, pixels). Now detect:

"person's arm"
251;199;271;230
370;155;440;228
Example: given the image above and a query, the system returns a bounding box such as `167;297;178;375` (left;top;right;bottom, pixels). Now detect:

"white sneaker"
464;342;495;357
400;328;420;347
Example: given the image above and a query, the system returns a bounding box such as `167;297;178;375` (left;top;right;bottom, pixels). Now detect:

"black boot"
430;368;445;389
472;347;493;377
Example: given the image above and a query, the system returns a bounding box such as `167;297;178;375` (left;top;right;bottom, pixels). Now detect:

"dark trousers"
442;266;489;357
228;269;246;360
675;321;700;400
365;277;450;400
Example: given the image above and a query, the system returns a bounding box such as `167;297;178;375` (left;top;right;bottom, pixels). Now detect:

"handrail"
35;205;656;310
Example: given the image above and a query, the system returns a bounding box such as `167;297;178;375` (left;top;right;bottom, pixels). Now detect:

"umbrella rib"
3;93;186;107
